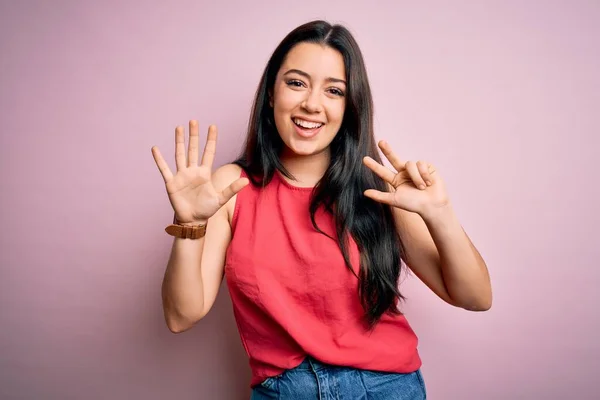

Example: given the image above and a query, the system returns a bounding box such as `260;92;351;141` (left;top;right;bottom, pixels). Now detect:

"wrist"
173;214;208;227
420;201;454;223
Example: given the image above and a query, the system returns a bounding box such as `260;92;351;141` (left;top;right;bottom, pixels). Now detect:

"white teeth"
293;118;323;129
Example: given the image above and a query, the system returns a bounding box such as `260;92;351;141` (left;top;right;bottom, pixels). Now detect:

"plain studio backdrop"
0;1;597;399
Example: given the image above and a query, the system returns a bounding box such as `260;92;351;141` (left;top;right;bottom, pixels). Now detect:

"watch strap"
165;214;207;239
165;223;207;239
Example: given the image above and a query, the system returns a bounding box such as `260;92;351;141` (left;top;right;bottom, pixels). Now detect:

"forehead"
280;42;346;80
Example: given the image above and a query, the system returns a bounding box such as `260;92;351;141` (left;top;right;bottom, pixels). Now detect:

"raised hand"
151;121;249;225
363;141;449;215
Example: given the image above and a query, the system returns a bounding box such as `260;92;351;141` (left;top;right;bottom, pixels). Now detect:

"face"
271;42;347;158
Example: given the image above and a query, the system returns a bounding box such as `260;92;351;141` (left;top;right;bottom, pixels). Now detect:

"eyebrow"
283;69;346;85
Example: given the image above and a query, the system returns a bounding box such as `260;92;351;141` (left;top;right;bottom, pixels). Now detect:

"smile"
292;118;324;138
292;118;324;129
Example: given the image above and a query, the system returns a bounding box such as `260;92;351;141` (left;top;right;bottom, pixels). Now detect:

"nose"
301;90;323;113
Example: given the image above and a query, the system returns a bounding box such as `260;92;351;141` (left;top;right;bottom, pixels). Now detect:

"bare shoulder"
212;163;243;190
211;163;244;223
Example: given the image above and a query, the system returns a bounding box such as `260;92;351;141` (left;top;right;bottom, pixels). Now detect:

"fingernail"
419;184;426;190
426;180;432;186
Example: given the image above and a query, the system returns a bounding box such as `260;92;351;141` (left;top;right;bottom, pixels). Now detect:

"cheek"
329;103;345;125
273;83;300;109
273;103;292;129
272;100;294;137
273;100;295;128
279;97;303;115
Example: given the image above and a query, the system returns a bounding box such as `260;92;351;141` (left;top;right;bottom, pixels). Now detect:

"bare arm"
393;205;492;311
151;121;247;333
161;163;242;333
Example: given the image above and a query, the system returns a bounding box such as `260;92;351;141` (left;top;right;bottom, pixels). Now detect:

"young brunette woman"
151;20;492;400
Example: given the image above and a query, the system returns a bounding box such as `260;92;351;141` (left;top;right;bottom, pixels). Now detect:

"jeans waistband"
293;356;331;372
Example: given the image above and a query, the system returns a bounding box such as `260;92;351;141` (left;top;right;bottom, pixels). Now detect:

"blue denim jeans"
251;356;427;399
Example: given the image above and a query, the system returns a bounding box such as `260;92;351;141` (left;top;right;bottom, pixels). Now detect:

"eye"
286;79;305;88
328;88;345;97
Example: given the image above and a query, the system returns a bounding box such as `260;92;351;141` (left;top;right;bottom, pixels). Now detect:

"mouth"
292;117;325;138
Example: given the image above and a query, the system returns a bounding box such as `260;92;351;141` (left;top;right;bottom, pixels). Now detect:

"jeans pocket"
252;376;279;400
360;369;426;399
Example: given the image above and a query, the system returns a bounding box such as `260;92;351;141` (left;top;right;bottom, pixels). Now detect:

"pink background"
1;1;598;399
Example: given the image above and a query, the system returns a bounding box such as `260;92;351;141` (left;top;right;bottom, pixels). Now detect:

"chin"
284;142;322;156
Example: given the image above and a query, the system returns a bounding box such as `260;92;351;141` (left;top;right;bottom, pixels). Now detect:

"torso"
223;166;422;387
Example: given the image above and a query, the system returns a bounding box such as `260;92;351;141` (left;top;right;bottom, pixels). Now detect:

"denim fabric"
251;357;426;399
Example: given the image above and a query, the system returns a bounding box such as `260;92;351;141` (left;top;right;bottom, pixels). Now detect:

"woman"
151;20;492;399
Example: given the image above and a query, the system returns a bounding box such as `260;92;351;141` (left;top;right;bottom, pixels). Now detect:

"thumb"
219;177;250;204
364;189;396;206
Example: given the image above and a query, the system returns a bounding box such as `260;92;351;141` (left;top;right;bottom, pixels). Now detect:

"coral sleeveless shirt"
225;169;421;387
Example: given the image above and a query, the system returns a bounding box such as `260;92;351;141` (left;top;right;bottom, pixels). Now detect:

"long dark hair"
234;20;406;329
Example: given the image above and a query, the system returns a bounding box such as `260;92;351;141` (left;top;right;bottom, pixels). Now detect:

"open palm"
151;122;248;225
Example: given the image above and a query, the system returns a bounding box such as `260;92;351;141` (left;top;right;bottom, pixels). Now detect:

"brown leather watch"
165;215;207;239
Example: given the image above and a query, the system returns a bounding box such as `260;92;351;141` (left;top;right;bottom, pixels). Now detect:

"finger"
405;161;427;190
151;146;174;183
218;177;250;205
187;120;199;167
201;125;218;168
378;141;405;172
363;156;396;183
417;160;433;186
364;189;396;206
174;126;187;171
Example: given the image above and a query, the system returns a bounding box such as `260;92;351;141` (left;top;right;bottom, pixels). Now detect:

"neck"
279;148;330;187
